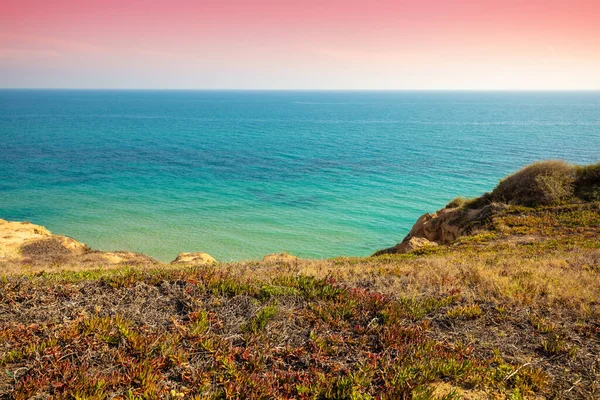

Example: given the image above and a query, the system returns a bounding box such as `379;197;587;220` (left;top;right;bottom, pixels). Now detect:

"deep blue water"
1;90;599;261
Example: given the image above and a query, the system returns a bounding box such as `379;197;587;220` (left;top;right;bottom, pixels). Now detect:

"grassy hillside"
1;161;599;399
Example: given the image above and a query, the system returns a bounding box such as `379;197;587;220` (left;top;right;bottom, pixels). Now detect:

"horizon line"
1;88;600;92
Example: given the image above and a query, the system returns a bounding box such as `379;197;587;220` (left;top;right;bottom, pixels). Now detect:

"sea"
1;90;599;262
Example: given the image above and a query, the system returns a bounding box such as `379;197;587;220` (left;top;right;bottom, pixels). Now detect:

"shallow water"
1;90;599;261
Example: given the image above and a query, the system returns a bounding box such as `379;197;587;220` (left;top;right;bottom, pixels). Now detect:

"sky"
1;0;599;90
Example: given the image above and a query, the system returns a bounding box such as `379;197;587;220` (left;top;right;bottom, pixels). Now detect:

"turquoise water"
1;90;599;261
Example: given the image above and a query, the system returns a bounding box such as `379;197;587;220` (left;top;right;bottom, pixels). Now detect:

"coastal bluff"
374;160;600;256
0;219;87;260
0;219;305;273
0;219;215;269
372;203;506;255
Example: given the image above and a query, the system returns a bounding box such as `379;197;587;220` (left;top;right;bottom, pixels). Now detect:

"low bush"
574;162;600;201
446;197;469;209
446;161;599;209
491;160;575;206
446;193;491;210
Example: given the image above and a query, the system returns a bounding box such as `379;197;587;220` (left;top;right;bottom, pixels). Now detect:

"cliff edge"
374;160;600;255
0;219;161;268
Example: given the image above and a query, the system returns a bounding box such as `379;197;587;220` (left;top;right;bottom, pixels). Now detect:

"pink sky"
1;0;599;89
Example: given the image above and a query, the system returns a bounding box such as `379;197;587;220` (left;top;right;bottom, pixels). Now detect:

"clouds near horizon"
1;0;599;89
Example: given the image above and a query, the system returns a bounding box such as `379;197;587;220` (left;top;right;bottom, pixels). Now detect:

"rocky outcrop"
373;237;438;256
170;252;216;265
1;218;223;271
262;253;298;264
0;219;88;261
0;218;158;267
373;203;507;255
88;251;158;265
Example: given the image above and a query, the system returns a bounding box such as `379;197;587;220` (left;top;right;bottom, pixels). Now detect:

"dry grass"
0;250;160;276
1;202;599;398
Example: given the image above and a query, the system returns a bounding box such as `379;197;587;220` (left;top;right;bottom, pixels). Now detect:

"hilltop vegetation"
374;160;600;256
458;160;600;207
1;160;599;399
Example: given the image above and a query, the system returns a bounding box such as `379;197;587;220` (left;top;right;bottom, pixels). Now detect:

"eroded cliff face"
0;218;225;270
170;252;217;265
1;219;309;270
0;219;159;267
0;219;88;260
373;203;507;255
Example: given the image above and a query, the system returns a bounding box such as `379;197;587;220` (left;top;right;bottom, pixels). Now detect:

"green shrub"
464;192;492;209
491;161;575;206
446;304;483;320
244;302;278;333
446;193;491;210
446;197;468;209
574;162;600;201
